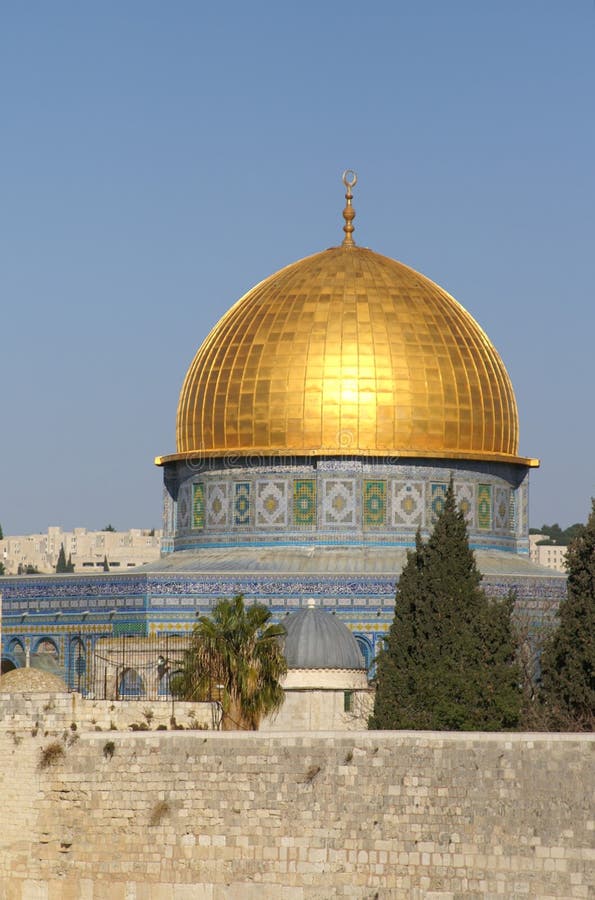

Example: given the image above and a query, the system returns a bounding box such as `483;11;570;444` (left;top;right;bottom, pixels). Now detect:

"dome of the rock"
0;173;566;714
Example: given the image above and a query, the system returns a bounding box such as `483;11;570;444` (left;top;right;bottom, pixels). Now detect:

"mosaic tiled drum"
168;459;526;553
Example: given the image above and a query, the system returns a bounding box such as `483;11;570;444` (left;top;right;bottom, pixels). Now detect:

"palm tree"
173;595;287;730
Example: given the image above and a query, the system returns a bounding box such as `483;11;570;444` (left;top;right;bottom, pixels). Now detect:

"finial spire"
341;169;357;246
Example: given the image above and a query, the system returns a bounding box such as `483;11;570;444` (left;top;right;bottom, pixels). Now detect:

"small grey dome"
283;605;365;670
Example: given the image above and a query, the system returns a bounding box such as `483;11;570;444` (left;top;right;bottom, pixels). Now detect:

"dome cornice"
155;448;538;467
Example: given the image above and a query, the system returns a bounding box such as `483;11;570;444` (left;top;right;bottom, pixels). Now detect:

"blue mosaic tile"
430;482;448;523
234;482;251;526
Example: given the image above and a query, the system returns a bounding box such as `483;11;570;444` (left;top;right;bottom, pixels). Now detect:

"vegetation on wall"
38;740;65;769
172;594;287;730
370;482;521;731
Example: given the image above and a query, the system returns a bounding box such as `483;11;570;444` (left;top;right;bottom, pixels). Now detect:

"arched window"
354;634;374;672
1;639;25;673
35;638;59;659
118;668;145;698
158;668;183;698
2;639;26;673
8;639;25;662
32;638;61;675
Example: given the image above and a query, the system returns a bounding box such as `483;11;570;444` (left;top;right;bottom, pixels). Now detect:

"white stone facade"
262;667;373;731
529;534;568;572
0;525;162;575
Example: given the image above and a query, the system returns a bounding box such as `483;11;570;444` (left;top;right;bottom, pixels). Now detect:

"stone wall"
0;691;217;734
0;694;592;899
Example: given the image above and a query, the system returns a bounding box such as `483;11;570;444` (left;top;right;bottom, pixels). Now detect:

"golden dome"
159;243;536;467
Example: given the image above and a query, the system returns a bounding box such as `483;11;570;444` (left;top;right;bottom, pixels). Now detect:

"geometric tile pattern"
234;482;251;526
392;481;424;527
172;466;522;546
478;484;492;530
430;482;449;524
509;490;517;533
363;480;386;527
192;483;205;530
323;479;356;526
206;482;229;528
177;488;190;529
454;481;474;527
162;486;175;539
521;483;528;535
293;479;316;526
494;486;509;531
256;481;288;526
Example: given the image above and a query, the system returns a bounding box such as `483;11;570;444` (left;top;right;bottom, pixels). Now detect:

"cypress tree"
540;500;595;730
370;482;521;731
55;544;68;573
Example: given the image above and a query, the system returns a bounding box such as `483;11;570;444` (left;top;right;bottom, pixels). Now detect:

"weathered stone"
0;694;593;898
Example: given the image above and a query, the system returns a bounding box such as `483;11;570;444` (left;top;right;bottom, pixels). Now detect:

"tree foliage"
55;545;74;573
539;499;595;730
172;595;287;730
55;544;68;573
530;522;584;546
370;483;521;731
17;564;40;575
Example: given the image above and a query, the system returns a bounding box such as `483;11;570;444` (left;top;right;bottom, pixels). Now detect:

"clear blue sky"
2;1;594;535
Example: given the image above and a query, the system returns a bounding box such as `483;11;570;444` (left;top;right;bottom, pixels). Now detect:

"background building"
0;527;161;575
528;534;568;572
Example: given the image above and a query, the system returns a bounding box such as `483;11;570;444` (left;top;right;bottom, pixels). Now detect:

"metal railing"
88;633;195;701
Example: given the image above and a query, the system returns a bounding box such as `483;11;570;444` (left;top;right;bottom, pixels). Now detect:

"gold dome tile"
158;245;537;467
